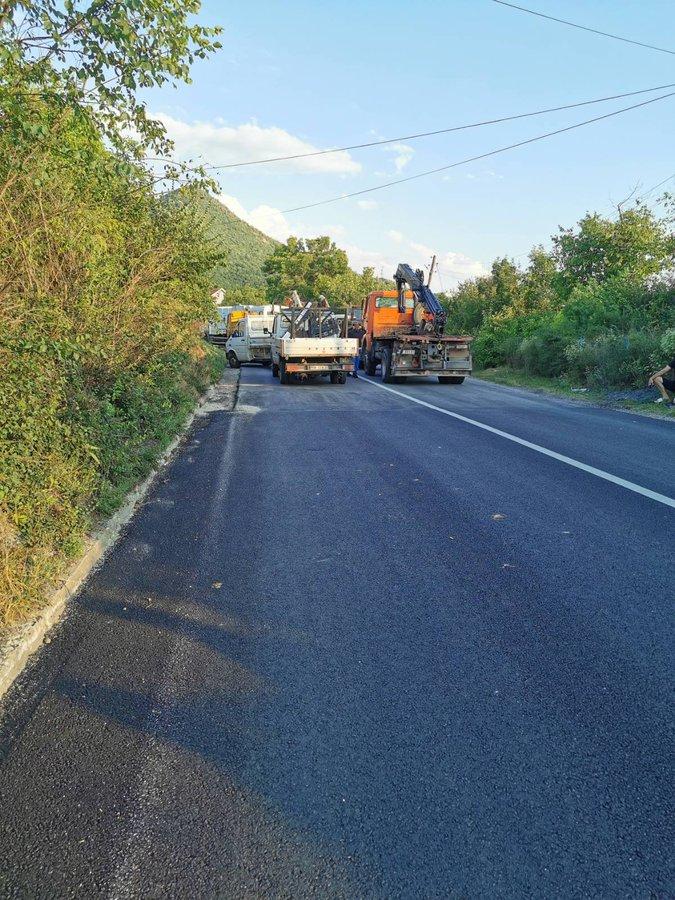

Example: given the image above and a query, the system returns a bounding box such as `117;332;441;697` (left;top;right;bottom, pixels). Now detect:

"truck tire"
272;362;279;378
361;344;377;376
227;351;240;369
438;376;465;384
380;347;395;383
330;371;340;384
361;344;374;376
279;359;290;385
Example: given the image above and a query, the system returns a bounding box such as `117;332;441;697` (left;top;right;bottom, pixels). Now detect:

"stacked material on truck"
270;304;359;385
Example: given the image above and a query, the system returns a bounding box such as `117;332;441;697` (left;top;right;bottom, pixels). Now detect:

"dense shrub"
660;328;675;358
564;332;662;388
0;112;225;626
514;327;571;377
446;206;675;389
0;1;227;625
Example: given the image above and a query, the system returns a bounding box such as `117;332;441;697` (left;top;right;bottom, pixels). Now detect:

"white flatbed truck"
270;305;359;385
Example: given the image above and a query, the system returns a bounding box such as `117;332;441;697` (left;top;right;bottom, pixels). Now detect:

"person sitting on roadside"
648;356;675;406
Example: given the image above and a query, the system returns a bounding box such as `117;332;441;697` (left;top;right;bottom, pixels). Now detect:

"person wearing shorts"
648;357;675;406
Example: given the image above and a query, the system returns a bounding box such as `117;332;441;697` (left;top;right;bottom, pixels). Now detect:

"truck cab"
362;290;416;343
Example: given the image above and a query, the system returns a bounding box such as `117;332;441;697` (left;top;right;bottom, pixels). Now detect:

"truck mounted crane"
361;261;472;384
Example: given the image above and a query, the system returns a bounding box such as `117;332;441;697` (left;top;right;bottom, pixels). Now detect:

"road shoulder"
474;367;675;420
0;369;240;702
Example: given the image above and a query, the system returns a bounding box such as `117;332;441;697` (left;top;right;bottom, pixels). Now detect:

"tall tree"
0;0;221;163
262;236;351;301
552;207;675;295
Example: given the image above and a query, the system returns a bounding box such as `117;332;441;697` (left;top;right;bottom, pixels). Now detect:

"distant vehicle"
270;304;359;385
225;314;274;368
332;306;363;325
361;263;472;383
205;305;233;346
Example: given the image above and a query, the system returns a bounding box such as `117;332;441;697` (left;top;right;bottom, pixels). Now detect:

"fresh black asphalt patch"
0;368;673;897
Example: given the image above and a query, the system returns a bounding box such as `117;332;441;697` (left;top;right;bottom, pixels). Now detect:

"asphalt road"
0;368;673;898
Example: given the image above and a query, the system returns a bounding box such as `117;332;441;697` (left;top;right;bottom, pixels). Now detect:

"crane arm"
394;263;447;334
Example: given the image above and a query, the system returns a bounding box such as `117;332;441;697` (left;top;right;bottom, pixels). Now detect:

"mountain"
195;192;278;290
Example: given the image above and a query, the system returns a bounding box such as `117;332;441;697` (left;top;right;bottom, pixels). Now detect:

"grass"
474;367;675;419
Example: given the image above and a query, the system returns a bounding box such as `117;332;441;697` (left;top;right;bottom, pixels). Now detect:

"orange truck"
360;264;473;384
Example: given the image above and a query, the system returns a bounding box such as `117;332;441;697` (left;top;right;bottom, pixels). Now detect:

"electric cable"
201;84;675;171
282;90;675;214
491;1;675;56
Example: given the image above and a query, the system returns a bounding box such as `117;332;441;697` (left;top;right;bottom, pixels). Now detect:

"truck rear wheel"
363;344;377;376
330;371;343;384
380;347;395;383
438;376;465;384
227;351;240;369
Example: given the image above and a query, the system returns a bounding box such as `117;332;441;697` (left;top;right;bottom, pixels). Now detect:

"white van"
225;315;274;368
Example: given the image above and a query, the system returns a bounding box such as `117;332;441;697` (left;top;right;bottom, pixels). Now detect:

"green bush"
471;311;548;368
0;111;226;626
514;327;571;378
448;207;674;390
558;277;674;336
564;332;662;388
660;328;675;358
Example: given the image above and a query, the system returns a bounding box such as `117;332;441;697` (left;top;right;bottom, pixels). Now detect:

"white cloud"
357;199;378;210
216;195;391;273
217;194;292;242
399;238;488;287
216;194;486;287
409;240;436;259
439;252;487;282
156;114;361;175
386;142;415;172
338;242;397;277
443;169;504;183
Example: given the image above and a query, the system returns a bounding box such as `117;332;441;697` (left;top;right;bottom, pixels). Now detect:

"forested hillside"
196;193;278;291
198;197;391;306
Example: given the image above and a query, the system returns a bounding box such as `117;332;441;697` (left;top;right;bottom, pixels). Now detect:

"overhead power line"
281;90;675;214
639;173;675;199
491;1;675;56
205;82;675;171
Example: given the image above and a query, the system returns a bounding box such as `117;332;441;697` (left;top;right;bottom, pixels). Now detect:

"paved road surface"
0;368;673;898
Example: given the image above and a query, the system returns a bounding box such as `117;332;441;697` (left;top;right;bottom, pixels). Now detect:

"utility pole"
427;254;437;287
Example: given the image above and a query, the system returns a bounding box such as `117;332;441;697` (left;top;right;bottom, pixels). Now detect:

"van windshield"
248;320;272;334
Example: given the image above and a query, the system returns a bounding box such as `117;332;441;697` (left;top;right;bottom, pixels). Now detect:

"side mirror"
263;328;270;335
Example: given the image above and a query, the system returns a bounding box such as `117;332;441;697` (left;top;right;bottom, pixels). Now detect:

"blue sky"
143;0;675;286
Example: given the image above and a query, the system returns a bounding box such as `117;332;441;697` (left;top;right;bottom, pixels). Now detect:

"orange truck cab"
361;290;472;383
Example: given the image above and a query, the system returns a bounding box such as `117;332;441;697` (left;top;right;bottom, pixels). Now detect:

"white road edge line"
362;378;675;509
